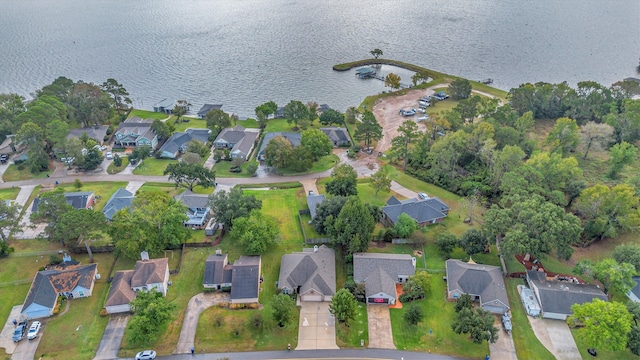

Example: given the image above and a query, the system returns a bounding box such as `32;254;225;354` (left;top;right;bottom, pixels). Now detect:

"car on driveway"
0;154;8;163
13;321;27;342
27;321;41;340
418;192;429;200
105;151;113;160
135;350;157;360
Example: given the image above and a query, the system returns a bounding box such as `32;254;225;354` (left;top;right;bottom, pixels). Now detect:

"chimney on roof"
215;249;222;256
411;257;416;269
63;253;72;263
141;251;149;261
313;245;318;253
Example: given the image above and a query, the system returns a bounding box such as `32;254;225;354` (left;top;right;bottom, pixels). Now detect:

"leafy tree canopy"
569;299;632;351
230;210;279;254
208;187;262;229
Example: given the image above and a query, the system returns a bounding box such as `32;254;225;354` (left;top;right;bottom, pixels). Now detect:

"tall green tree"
44;119;69;154
451;295;498;344
370;168;391;196
164;162;216;191
330;196;375;255
17;121;49;173
264;135;293;169
311;196;348;234
404;304;424;325
575;184;640;243
345;107;359;124
82;147;104;170
384;73;401;90
128;290;175;343
283;100;309;129
307;101;319;122
151;119;172;140
394;120;419;170
394;213;418;238
207;187;262;229
608;141;638;179
448;78;472;100
205;108;232;136
575;258;635;295
272;293;295;327
613;243;640;273
67;81;112;127
458;229;487;256
31;188;74;243
329;289;358;325
0;200;21;242
231;210;279;254
354;111;382;149
301;128;333;161
101;78;131;114
109;192;190;259
569;299;632;351
546;117;579;156
173;99;191;123
319;109;344;126
326;163;358;197
255;101;277;127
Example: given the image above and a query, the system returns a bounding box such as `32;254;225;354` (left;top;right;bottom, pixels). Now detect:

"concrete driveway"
0;305;22;355
296;301;338;350
366;304;395;349
10;322;45;360
528;317;581;360
94;314;130;360
174;292;230;354
489;316;517;360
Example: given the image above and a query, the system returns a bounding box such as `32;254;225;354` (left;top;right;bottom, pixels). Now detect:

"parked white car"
105;151;113;160
27;321;41;340
135;350;157;360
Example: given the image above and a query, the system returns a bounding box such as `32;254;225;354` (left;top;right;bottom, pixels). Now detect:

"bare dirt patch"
373;89;433;153
334;149;378;177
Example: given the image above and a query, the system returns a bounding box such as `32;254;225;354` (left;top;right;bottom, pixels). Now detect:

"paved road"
149;349;467;360
94;314;130;360
174;292;229;354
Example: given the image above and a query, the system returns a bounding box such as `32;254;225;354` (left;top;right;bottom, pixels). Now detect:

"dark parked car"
13;321;27;342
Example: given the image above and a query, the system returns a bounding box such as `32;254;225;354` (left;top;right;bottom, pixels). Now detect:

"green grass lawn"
172;117;207;132
264;119;297;132
505;279;555;360
0;187;20;200
132;158;178;176
128;109;171;120
107;157;129;174
390;275;488;357
136;182;184;197
213;159;259;178
299;214;322;239
237;118;260;128
51;181;128;212
276;154;339;175
2;164;52;182
572;328;640;360
336;302;368;348
356;180;395;207
196;306;299;352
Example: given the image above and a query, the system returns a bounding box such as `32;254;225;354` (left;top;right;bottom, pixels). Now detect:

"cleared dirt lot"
372;89;432;153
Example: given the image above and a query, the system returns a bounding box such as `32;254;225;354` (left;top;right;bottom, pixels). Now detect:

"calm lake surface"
1;0;638;116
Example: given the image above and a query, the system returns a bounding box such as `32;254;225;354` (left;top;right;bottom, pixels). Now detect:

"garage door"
302;294;323;302
368;297;389;304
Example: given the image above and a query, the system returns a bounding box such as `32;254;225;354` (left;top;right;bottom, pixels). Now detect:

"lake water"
1;0;638;117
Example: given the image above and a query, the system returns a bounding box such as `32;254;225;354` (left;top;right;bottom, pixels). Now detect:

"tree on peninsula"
370;48;383;59
384;73;401;90
448;78;472;100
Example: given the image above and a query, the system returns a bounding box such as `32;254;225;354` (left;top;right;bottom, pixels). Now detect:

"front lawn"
0;187;20;200
2;164;52;182
213;159;259;178
107;157;129;174
389;274;488;357
572;328;640;360
132;158;177;176
137;182;184;197
356;180;394;207
277;154;339;175
336;302;368;348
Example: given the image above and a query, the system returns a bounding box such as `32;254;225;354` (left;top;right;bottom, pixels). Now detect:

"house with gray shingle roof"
174;190;211;229
67;126;109;145
102;188;134;221
278;245;335;302
527;270;607;320
628;277;640;303
113;116;158;148
353;253;416;305
446;259;510;314
320;127;351;147
64;191;96;210
381;196;449;227
306;194;326;220
22;263;98;319
153;99;176;114
105;257;170;314
202;253;261;304
213;125;259;160
258;132;302;161
158;128;211;159
197;104;223;119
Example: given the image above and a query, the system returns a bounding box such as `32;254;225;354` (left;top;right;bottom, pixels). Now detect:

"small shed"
519;286;541;317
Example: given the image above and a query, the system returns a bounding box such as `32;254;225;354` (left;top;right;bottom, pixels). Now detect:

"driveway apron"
489;316;517;360
366;304;395;349
296;301;338;350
